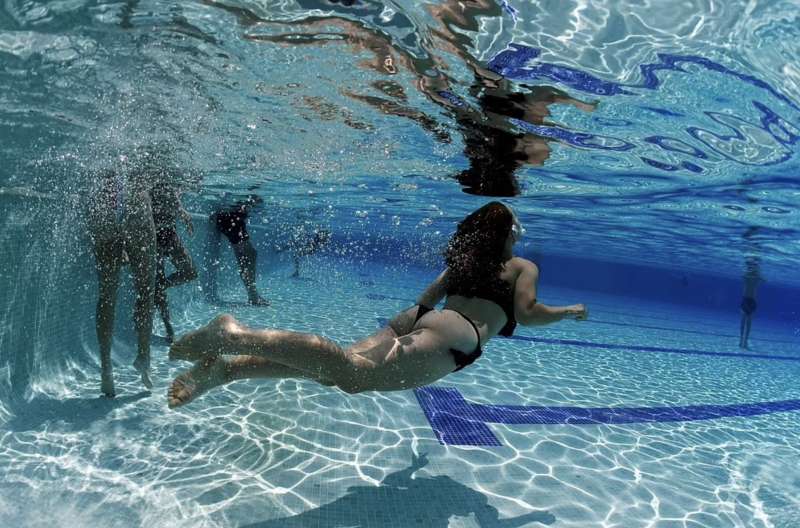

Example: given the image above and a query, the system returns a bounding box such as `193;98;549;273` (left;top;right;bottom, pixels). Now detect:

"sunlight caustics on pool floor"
2;258;799;527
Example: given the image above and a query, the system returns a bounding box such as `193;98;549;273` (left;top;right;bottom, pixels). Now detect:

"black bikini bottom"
215;212;249;245
413;305;482;372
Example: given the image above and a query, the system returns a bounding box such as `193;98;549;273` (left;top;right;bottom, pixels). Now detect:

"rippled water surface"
1;0;799;276
2;1;800;527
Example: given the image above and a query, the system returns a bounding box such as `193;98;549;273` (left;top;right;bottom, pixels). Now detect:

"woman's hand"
568;304;588;320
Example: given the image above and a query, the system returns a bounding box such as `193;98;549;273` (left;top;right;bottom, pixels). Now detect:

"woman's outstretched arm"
513;259;587;326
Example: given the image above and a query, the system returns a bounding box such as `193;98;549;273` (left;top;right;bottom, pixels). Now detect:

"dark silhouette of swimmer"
261;0;595;196
211;196;269;306
347;74;595;196
739;255;762;349
456;80;595;196
151;182;198;342
289;226;332;278
86;159;157;396
239;453;555;528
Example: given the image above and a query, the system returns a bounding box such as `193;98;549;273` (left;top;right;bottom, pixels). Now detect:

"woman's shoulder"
500;257;538;287
507;256;539;274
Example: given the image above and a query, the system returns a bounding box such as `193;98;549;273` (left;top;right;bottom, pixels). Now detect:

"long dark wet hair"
444;201;514;296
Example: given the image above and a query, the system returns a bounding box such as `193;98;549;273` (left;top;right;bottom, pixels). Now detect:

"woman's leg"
154;256;174;342
169;306;460;395
164;237;198;288
126;205;156;389
169;306;426;371
739;313;746;348
167;354;325;408
741;314;752;349
205;215;221;302
232;240;267;305
94;240;122;397
170;315;367;389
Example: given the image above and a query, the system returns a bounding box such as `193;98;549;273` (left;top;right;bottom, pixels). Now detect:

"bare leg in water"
739;310;753;349
162;237;198;289
154;237;198;341
168;315;364;407
231;240;268;305
168;354;332;407
89;184;156;394
154;259;174;342
125;208;156;389
167;309;462;408
93;240;123;397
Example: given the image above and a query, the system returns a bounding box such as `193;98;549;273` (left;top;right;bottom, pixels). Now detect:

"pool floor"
1;256;799;527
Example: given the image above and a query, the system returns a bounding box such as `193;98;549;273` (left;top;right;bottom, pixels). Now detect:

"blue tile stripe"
507;334;800;362
414;387;503;446
414;387;800;446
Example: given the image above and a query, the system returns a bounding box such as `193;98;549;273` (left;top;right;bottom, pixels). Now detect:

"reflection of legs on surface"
167;354;320;408
232;240;268;305
94;242;122;397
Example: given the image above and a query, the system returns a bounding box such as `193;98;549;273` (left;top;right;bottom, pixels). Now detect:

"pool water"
1;248;798;527
2;0;800;526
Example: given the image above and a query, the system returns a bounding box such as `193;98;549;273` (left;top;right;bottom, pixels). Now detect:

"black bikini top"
474;278;517;337
448;277;518;337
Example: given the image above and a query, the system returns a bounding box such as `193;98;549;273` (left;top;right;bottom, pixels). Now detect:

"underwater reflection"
248;0;595;196
241;453;555;528
449;80;596;196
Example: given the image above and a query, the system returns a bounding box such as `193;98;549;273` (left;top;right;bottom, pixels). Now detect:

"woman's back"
443;257;525;340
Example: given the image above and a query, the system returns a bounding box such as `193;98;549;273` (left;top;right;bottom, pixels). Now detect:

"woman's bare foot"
133;354;152;390
167;357;228;408
169;314;243;362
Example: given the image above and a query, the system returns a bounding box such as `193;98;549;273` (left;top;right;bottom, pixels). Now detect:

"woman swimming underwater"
167;201;587;408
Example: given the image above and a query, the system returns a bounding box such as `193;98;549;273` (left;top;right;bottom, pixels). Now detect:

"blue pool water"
3;252;800;527
2;0;800;526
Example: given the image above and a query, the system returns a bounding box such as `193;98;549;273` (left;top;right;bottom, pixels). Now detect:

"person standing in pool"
151;182;198;342
86;153;158;397
211;196;269;306
739;256;762;349
289;226;332;278
166;202;587;408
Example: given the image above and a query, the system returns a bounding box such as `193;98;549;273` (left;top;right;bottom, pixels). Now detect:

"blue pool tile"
415;387;800;446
